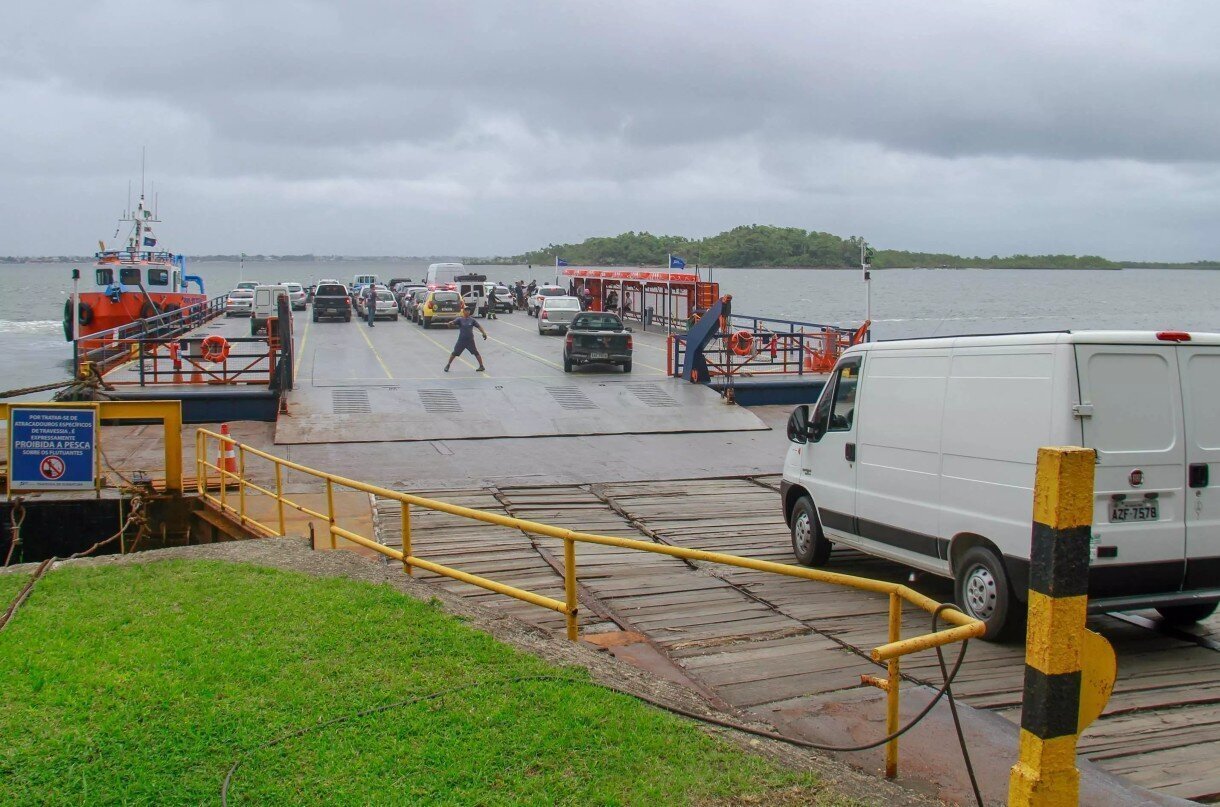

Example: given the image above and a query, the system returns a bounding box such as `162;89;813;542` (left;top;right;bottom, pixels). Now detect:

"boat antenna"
141;146;146;199
127;181;132;218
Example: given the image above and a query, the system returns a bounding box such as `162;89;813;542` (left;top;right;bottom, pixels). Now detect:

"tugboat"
63;190;206;344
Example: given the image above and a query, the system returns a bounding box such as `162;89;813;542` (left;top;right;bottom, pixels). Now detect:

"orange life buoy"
200;334;230;363
728;330;753;357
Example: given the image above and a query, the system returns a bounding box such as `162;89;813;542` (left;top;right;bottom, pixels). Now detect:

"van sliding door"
1177;346;1220;589
1075;345;1186;596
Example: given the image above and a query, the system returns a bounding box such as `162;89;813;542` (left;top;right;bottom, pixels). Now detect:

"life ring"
728;330;753;357
140;301;160;319
200;334;230;363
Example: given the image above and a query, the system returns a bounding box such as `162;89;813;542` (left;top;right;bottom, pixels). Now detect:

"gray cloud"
1;1;1218;259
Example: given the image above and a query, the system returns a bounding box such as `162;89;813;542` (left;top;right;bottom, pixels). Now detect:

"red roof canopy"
561;268;699;284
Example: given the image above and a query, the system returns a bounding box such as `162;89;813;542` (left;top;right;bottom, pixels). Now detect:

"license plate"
590;351;608;359
1110;501;1158;522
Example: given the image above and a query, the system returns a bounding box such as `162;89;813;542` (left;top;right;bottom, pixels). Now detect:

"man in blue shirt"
444;311;488;373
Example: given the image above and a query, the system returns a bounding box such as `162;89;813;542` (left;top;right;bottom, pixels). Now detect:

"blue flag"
556;257;569;267
143;236;157;247
669;255;686;269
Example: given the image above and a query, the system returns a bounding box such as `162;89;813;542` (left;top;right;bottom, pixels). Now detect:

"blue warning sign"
8;407;97;491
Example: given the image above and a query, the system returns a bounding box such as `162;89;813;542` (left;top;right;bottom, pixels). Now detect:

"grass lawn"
0;560;847;805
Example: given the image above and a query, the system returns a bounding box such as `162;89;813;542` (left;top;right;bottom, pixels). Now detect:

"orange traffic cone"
219;423;238;475
169;342;184;384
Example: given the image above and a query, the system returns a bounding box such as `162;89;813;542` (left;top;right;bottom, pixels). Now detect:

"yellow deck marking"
293;314;311;377
355;323;394;379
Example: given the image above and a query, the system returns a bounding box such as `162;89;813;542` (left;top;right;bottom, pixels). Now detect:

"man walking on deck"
485;285;499;319
364;284;377;327
444;310;488;373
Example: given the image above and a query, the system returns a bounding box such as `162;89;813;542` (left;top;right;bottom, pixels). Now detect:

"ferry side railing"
72;295;229;376
668;315;867;379
195;427;985;780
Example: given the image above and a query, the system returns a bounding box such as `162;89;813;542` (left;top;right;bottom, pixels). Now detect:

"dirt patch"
2;538;941;806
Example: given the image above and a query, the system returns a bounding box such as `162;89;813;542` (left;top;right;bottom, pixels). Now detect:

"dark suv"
312;282;352;322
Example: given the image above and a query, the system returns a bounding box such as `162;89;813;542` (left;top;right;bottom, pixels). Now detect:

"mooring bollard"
1009;446;1116;807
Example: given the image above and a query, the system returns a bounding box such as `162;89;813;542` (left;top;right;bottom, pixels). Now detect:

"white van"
780;330;1220;639
250;284;290;335
426;262;465;288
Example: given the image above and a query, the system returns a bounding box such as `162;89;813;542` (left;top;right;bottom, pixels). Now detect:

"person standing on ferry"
444;310;488;373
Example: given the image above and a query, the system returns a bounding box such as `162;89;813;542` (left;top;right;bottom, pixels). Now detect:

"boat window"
120;266;141;285
148;267;169;286
96;267;114;286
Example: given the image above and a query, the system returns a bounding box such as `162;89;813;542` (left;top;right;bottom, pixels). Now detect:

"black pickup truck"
312;282;352;322
563;312;632;372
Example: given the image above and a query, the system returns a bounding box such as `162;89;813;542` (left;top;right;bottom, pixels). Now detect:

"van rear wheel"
790;497;831;567
1156;602;1219;625
955;547;1020;641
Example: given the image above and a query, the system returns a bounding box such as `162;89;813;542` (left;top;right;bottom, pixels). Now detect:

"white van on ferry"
426;262;464;288
781;330;1220;639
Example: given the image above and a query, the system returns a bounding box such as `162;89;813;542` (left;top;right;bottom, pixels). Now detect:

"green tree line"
517;225;1125;269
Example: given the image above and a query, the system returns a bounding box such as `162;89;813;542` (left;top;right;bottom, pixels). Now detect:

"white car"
279;281;307;311
225;288;254;316
538;296;581;334
528;285;568;317
234;280;260;292
780;330;1220;639
371;289;398;321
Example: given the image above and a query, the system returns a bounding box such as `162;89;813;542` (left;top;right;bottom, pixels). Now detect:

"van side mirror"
787;405;811;444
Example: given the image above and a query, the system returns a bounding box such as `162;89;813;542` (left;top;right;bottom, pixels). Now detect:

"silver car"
538;296;582;334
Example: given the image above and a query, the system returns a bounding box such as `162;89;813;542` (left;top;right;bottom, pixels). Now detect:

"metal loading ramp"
274;377;768;444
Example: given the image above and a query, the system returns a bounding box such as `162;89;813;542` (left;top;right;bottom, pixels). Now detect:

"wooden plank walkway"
372;475;1220;803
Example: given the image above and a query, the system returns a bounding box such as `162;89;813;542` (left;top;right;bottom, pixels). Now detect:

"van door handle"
1190;463;1210;488
845;443;856;462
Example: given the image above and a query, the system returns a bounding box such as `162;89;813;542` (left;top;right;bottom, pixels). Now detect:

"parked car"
225;288;254;317
250;284;290;335
354;284;390;316
279;281;307;311
394;284;425;314
537;296;581;334
564;312;633;373
234;280;260;292
418;289;464;328
482;283;515;314
371;289;399;321
311;282;352;322
780;330;1220;640
528;285;567;317
404;288;428;323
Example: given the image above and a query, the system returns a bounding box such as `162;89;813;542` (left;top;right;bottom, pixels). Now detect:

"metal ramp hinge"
1073;403;1094;418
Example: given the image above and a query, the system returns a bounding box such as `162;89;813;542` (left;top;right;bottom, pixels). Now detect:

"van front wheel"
956;547;1018;640
1156;602;1219;625
791;497;831;567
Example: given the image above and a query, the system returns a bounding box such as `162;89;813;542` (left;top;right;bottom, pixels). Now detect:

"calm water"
3;261;1219;395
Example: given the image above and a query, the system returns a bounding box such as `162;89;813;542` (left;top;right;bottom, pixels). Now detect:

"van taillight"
626;335;633;350
1157;331;1192;342
541;311;548;319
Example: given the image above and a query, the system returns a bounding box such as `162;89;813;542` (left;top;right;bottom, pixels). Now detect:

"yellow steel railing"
195;427;985;779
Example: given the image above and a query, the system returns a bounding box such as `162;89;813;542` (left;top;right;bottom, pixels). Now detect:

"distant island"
4;224;1218;270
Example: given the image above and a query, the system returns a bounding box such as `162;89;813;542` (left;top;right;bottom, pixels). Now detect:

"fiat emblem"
1129;469;1144;487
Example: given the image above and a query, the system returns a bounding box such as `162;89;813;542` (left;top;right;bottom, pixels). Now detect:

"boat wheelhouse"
65;190;206;344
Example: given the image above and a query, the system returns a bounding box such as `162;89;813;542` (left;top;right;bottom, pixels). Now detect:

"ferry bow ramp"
275;317;767;444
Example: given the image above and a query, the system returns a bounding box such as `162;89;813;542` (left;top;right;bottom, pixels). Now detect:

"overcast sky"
2;1;1217;260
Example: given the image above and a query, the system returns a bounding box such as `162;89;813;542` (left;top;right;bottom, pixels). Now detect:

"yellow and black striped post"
1009;446;1095;807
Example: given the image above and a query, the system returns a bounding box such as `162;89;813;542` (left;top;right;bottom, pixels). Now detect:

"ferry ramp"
277;309;766;444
